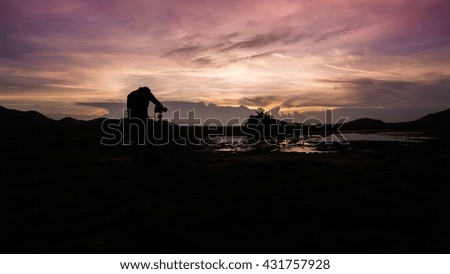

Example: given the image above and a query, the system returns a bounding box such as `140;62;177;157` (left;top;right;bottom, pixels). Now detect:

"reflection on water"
211;131;432;154
217;146;253;152
276;146;333;153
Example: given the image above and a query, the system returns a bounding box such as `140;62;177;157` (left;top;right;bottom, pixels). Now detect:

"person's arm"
148;91;167;112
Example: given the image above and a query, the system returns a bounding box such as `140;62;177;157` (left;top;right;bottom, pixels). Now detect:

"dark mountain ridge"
0;106;106;127
0;105;448;129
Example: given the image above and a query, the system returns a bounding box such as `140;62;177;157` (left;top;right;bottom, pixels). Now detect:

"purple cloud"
0;0;449;121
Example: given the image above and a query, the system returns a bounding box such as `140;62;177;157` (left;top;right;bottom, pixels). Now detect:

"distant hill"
58;117;86;126
0;106;107;127
344;118;386;128
0;106;55;127
340;108;449;130
408;108;450;127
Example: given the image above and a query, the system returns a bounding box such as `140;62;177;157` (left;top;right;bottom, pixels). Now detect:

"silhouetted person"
127;86;167;164
127;86;166;119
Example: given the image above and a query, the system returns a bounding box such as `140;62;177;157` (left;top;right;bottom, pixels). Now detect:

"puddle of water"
217;146;253;152
216;144;333;153
210;131;432;153
277;146;333;153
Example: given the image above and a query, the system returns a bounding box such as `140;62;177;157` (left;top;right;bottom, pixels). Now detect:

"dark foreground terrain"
1;127;449;253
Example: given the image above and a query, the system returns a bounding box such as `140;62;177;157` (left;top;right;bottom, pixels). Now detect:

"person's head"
138;86;151;92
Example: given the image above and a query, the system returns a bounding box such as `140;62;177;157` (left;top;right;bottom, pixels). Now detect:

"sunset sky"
1;0;449;121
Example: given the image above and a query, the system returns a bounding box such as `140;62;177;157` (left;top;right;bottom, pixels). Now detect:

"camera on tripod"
154;105;167;121
154;105;167;113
